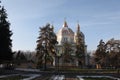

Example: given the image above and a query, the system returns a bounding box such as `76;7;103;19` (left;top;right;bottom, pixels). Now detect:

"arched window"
63;30;68;35
63;37;68;42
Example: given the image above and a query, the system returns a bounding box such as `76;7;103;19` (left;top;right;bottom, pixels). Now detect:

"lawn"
83;77;114;80
0;75;29;80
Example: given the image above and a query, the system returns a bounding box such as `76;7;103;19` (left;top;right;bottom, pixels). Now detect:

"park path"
0;74;120;80
0;68;120;80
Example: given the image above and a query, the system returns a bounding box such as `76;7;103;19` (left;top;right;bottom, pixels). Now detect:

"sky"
1;0;120;51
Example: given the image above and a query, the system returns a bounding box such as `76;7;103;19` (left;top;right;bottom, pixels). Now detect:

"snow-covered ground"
22;74;40;80
15;68;40;72
77;75;120;80
0;74;19;78
50;75;65;80
0;74;40;80
0;68;120;80
0;74;120;80
50;75;120;80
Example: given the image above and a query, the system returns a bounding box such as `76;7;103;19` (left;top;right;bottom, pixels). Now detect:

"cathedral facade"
55;20;87;67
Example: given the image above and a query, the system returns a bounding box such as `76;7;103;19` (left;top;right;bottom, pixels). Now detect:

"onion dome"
57;20;74;44
74;23;85;43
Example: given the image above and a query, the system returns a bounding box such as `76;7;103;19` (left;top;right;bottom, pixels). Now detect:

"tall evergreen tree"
94;39;107;68
62;42;73;63
0;5;13;63
36;23;58;70
75;24;85;67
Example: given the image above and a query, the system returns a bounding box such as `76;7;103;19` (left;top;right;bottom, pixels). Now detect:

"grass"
57;67;119;73
0;75;29;80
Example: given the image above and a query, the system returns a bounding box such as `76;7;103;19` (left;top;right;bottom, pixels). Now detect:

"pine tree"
36;23;58;70
0;6;13;63
75;24;85;67
94;39;106;68
62;42;73;63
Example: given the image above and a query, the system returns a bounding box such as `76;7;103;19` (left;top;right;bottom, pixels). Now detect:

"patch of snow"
51;75;65;80
22;74;40;80
0;74;19;78
77;75;120;80
15;68;40;72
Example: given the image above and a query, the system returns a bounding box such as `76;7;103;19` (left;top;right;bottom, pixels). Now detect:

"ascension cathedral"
54;20;87;67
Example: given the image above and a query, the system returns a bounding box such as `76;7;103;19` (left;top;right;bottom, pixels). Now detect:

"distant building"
54;20;87;67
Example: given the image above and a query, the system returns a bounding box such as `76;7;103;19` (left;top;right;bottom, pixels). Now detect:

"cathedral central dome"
57;20;74;44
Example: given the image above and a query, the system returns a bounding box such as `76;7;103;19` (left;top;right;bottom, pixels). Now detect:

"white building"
55;20;87;67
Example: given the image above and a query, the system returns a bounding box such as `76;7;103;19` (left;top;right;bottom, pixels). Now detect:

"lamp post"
56;48;62;78
42;41;47;71
58;52;61;73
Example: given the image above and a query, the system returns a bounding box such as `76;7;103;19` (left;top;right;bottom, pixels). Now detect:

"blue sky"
1;0;120;51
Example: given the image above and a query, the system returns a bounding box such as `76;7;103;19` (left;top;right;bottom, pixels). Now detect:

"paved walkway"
48;75;120;80
0;68;120;80
0;73;120;80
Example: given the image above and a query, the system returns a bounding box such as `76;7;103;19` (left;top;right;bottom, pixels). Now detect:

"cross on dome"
63;18;68;27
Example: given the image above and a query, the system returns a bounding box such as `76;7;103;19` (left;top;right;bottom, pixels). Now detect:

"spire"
77;23;80;32
63;18;68;27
